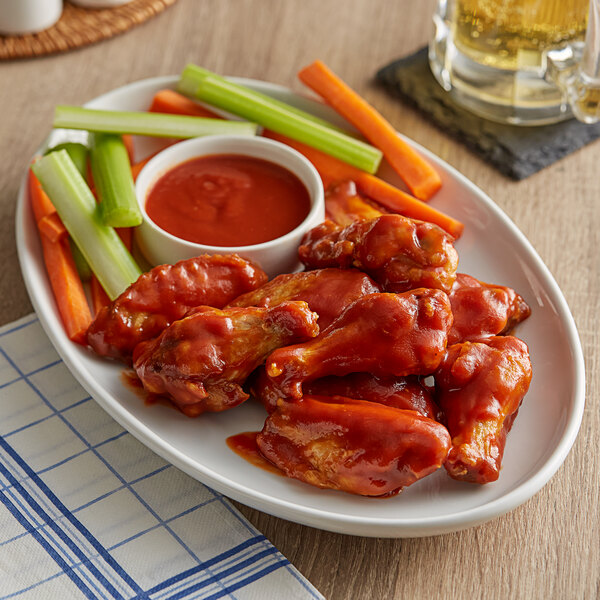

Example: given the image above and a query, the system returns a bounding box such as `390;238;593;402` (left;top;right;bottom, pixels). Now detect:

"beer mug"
429;0;600;125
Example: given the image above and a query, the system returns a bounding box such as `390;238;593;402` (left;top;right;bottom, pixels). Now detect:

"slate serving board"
376;47;600;180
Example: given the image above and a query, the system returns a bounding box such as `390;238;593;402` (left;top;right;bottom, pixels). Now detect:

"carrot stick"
86;160;95;195
41;235;92;344
122;134;135;164
298;60;442;201
90;275;110;315
41;236;92;344
131;155;155;181
149;89;222;119
30;167;69;241
130;141;182;180
29;169;92;343
116;227;132;251
29;167;57;222
264;131;463;238
354;176;462;238
38;213;67;242
265;130;366;182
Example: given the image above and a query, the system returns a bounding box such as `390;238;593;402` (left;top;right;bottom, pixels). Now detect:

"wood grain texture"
0;1;598;598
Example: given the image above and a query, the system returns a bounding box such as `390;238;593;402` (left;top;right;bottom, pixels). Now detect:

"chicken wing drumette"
133;301;319;416
251;368;439;419
265;289;453;400
448;273;531;344
434;336;532;483
257;395;451;496
87;254;267;362
298;214;458;293
228;268;381;329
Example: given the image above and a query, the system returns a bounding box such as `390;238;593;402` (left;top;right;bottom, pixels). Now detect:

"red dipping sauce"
226;431;283;476
145;154;312;247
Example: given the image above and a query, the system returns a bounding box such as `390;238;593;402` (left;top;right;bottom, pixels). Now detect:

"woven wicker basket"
0;0;177;60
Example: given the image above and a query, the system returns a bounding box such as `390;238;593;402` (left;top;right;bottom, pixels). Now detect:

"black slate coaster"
375;47;600;180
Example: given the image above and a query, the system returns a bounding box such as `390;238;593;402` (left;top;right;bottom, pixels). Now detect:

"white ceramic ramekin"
0;0;62;35
134;135;325;277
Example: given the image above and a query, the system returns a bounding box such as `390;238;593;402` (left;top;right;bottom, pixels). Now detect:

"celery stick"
178;64;349;134
32;150;142;300
194;74;382;173
69;239;92;282
90;133;142;228
54;106;258;138
46;142;88;177
46;142;94;279
177;64;213;97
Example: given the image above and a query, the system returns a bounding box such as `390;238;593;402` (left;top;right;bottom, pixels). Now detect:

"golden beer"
454;0;589;70
429;0;600;124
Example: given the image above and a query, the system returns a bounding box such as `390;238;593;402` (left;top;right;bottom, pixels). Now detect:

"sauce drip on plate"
145;154;311;247
226;431;283;475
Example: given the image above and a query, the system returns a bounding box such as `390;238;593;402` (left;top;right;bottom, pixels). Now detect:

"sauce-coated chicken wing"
227;268;381;329
133;301;319;416
448;273;531;344
266;290;453;400
257;395;451;496
251;367;438;419
434;336;532;483
325;180;384;226
298;214;458;293
87;254;268;362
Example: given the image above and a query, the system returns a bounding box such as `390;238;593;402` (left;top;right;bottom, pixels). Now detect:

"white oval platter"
15;76;585;538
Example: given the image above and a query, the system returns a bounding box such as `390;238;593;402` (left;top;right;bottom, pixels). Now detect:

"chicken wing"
434;336;532;483
298;214;458;293
228;268;381;329
325;180;384;226
251;367;439;419
87;254;268;362
257;395;451;496
133;301;319;416
448;273;531;344
266;289;453;400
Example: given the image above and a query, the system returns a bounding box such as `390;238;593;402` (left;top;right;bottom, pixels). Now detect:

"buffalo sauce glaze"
145;154;311;247
122;370;173;409
226;431;283;475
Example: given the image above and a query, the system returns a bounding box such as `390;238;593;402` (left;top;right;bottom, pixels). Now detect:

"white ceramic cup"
134;135;325;278
0;0;62;35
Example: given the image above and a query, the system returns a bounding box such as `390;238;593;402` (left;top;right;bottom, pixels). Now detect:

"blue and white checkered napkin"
0;315;324;600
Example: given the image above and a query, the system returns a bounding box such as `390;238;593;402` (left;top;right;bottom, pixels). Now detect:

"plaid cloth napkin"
0;315;324;600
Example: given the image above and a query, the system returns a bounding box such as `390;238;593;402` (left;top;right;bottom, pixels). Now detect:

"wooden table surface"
1;1;598;598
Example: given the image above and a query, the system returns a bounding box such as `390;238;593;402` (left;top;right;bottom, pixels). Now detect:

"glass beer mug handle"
430;0;452;91
547;0;600;123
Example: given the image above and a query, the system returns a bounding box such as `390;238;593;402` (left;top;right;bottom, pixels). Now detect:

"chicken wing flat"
434;336;532;483
251;367;438;419
448;273;531;344
87;254;268;362
257;395;451;496
228;268;381;329
133;301;319;416
266;289;453;400
325;180;384;226
298;214;458;293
